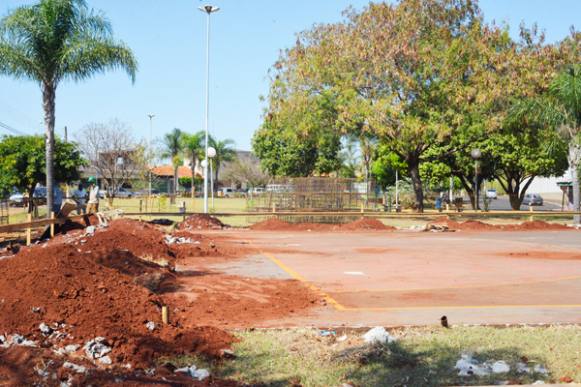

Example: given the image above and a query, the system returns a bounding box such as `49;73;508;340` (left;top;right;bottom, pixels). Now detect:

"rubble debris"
455;353;491;376
84;337;112;360
9;334;37;347
63;361;86;374
145;321;156;331
362;326;395;345
39;322;53;335
491;360;510;373
175;364;210;381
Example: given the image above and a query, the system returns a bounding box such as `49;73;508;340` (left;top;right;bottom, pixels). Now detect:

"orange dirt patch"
429;217;572;232
500;250;581;261
250;217;395;232
166;274;324;327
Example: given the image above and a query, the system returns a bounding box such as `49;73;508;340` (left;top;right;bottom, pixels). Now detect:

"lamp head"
470;148;482;160
198;5;220;14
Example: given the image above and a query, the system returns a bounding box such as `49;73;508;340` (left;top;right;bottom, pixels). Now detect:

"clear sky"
1;0;580;152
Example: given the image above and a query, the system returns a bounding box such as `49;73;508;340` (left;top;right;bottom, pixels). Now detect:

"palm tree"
0;0;137;216
208;137;237;190
510;64;581;223
162;128;184;196
182;131;205;198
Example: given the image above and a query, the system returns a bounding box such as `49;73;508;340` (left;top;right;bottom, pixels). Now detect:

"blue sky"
0;0;580;152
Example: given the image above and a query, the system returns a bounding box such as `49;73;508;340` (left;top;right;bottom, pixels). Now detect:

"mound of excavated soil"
179;214;226;230
501;220;570;231
250;217;394;232
0;217;321;381
428;217;571;232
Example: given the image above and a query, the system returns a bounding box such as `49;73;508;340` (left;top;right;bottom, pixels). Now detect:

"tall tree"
208;137;237;189
162;128;184;196
0;0;137;217
77;120;146;202
181;131;204;198
511;63;581;222
0;135;85;213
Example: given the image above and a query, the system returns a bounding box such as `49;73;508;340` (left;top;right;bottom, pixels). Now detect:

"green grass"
164;326;581;386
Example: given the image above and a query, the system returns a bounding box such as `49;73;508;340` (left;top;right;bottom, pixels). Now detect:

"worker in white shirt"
86;176;100;214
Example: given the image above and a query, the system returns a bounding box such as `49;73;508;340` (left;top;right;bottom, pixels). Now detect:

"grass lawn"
163;326;581;386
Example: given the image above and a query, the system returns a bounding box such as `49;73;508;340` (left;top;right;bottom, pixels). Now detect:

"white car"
9;192;25;206
485;189;497;200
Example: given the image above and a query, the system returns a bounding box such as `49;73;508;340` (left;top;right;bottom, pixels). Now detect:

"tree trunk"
173;166;178;196
407;158;424;212
214;163;220;191
42;82;56;218
457;175;476;210
508;193;522;210
27;186;35;214
191;156;196;199
569;143;581;224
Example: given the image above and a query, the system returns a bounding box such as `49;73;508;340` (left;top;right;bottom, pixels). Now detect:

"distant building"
151;161;202;193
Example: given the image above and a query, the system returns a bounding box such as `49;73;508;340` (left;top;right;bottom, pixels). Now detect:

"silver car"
523;193;543;206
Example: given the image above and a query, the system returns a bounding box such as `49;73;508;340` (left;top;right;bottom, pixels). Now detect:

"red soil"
501;250;581;261
166;274;324;328
179;214;226;231
429;217;571;232
250;217;395;232
0;217;319;383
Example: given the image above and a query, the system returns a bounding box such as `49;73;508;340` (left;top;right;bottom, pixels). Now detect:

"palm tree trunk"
569;143;581;224
191;157;196;199
42;82;56;218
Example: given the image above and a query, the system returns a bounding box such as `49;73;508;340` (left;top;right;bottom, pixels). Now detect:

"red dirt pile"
0;217;322;384
179;214;226;231
250;217;394;232
429;217;571;232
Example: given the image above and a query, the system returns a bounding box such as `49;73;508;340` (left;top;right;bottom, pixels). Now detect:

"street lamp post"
199;4;220;214
471;148;482;211
207;146;216;210
147;114;155;197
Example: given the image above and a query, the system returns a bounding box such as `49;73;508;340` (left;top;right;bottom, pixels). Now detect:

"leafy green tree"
162;128;184;195
510;63;581;221
254;82;342;177
0;135;86;212
0;0;137;217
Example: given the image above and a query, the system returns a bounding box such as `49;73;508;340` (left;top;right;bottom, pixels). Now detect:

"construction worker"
86;177;100;214
73;183;87;214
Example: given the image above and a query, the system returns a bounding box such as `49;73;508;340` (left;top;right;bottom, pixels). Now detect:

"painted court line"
261;251;346;311
261;251;581;313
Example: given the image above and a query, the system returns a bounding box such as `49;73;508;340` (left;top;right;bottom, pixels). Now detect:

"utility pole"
147;114;155;196
199;4;220;214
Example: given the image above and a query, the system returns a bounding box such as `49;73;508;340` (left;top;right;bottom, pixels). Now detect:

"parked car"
115;188;134;198
8;192;25;206
221;187;235;198
485;189;497;200
523;193;543;206
252;187;265;194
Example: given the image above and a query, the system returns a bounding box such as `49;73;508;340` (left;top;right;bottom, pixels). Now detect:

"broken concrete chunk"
362;326;395;345
84;337;112;360
39;322;54;335
10;334;36;347
63;361;86;374
85;226;96;236
97;355;112;365
175;364;210;381
145;321;156;331
491;360;510;374
454;353;491;377
533;364;548;375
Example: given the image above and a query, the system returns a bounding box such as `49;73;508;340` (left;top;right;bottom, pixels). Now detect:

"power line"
0;120;27;136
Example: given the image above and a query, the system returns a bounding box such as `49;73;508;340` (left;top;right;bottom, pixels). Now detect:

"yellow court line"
261;251;347;311
342;304;581;312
